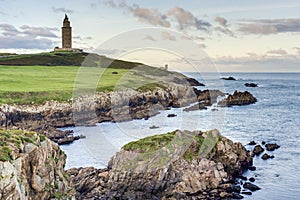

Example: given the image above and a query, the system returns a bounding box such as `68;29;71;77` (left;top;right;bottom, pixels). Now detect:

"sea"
60;72;300;200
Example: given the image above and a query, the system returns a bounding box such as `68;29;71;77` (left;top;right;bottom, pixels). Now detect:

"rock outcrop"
218;91;257;107
221;77;236;81
68;129;254;199
183;90;225;112
0;129;75;199
245;83;258;87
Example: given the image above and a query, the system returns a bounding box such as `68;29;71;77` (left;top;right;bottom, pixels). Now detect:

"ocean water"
60;72;300;199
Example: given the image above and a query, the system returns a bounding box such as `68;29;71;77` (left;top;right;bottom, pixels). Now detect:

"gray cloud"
0;24;58;49
0;35;54;49
104;0;170;27
181;35;205;41
167;6;211;30
215;16;228;27
0;24;19;36
161;32;176;41
267;49;287;55
104;1;212;30
20;25;58;38
215;54;300;72
214;26;234;37
52;7;74;14
132;7;170;27
238;18;300;35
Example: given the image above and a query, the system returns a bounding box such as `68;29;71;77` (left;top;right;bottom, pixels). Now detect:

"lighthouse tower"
54;14;82;52
62;14;72;49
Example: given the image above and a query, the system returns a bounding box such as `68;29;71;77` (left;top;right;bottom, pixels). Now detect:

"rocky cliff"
0;84;205;144
0;129;75;199
68;129;253;199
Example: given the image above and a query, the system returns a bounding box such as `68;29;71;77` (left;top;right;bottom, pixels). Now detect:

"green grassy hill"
0;51;142;69
0;51;187;105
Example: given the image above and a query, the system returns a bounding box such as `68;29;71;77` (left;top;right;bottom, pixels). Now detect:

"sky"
0;0;300;72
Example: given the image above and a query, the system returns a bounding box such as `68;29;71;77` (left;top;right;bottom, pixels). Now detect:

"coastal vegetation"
0;129;44;162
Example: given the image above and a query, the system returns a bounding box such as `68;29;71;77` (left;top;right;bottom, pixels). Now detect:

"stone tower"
62;14;72;49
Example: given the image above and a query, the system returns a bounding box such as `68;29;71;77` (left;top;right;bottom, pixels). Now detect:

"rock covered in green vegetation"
69;129;253;199
0;129;75;199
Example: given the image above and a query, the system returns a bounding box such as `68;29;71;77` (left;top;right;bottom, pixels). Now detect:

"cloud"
167;6;211;30
52;7;74;14
238;23;278;35
0;24;19;36
267;49;287;55
0;24;58;50
181;35;205;41
161;32;176;41
214;54;300;72
20;25;58;38
215;16;228;27
132;7;170;27
214;26;234;36
294;47;300;55
238;18;300;35
0;35;54;49
104;0;170;27
215;51;297;66
103;2;211;31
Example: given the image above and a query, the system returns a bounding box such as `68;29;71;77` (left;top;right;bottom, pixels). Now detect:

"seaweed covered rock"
0;129;75;199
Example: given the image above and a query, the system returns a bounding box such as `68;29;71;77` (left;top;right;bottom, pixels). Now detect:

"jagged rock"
221;77;236;81
249;177;255;182
57;135;86;145
149;125;159;129
245;83;258;87
243;182;261;191
185;77;205;86
248;166;256;171
241;191;252;195
0;129;75;199
248;141;256;145
252;145;264;156
265;143;280;151
183;102;208;112
218;91;257;107
232;185;241;193
69;129;253;199
238;175;247;181
67;167;108;199
261;153;274;160
167;114;177;117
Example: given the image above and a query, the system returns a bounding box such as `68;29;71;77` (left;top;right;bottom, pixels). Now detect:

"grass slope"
0;66;134;104
0;51;142;68
0;52;187;105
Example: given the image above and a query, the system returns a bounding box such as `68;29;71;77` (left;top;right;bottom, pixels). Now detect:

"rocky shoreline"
0;84;257;146
66;129;260;199
0;128;269;199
